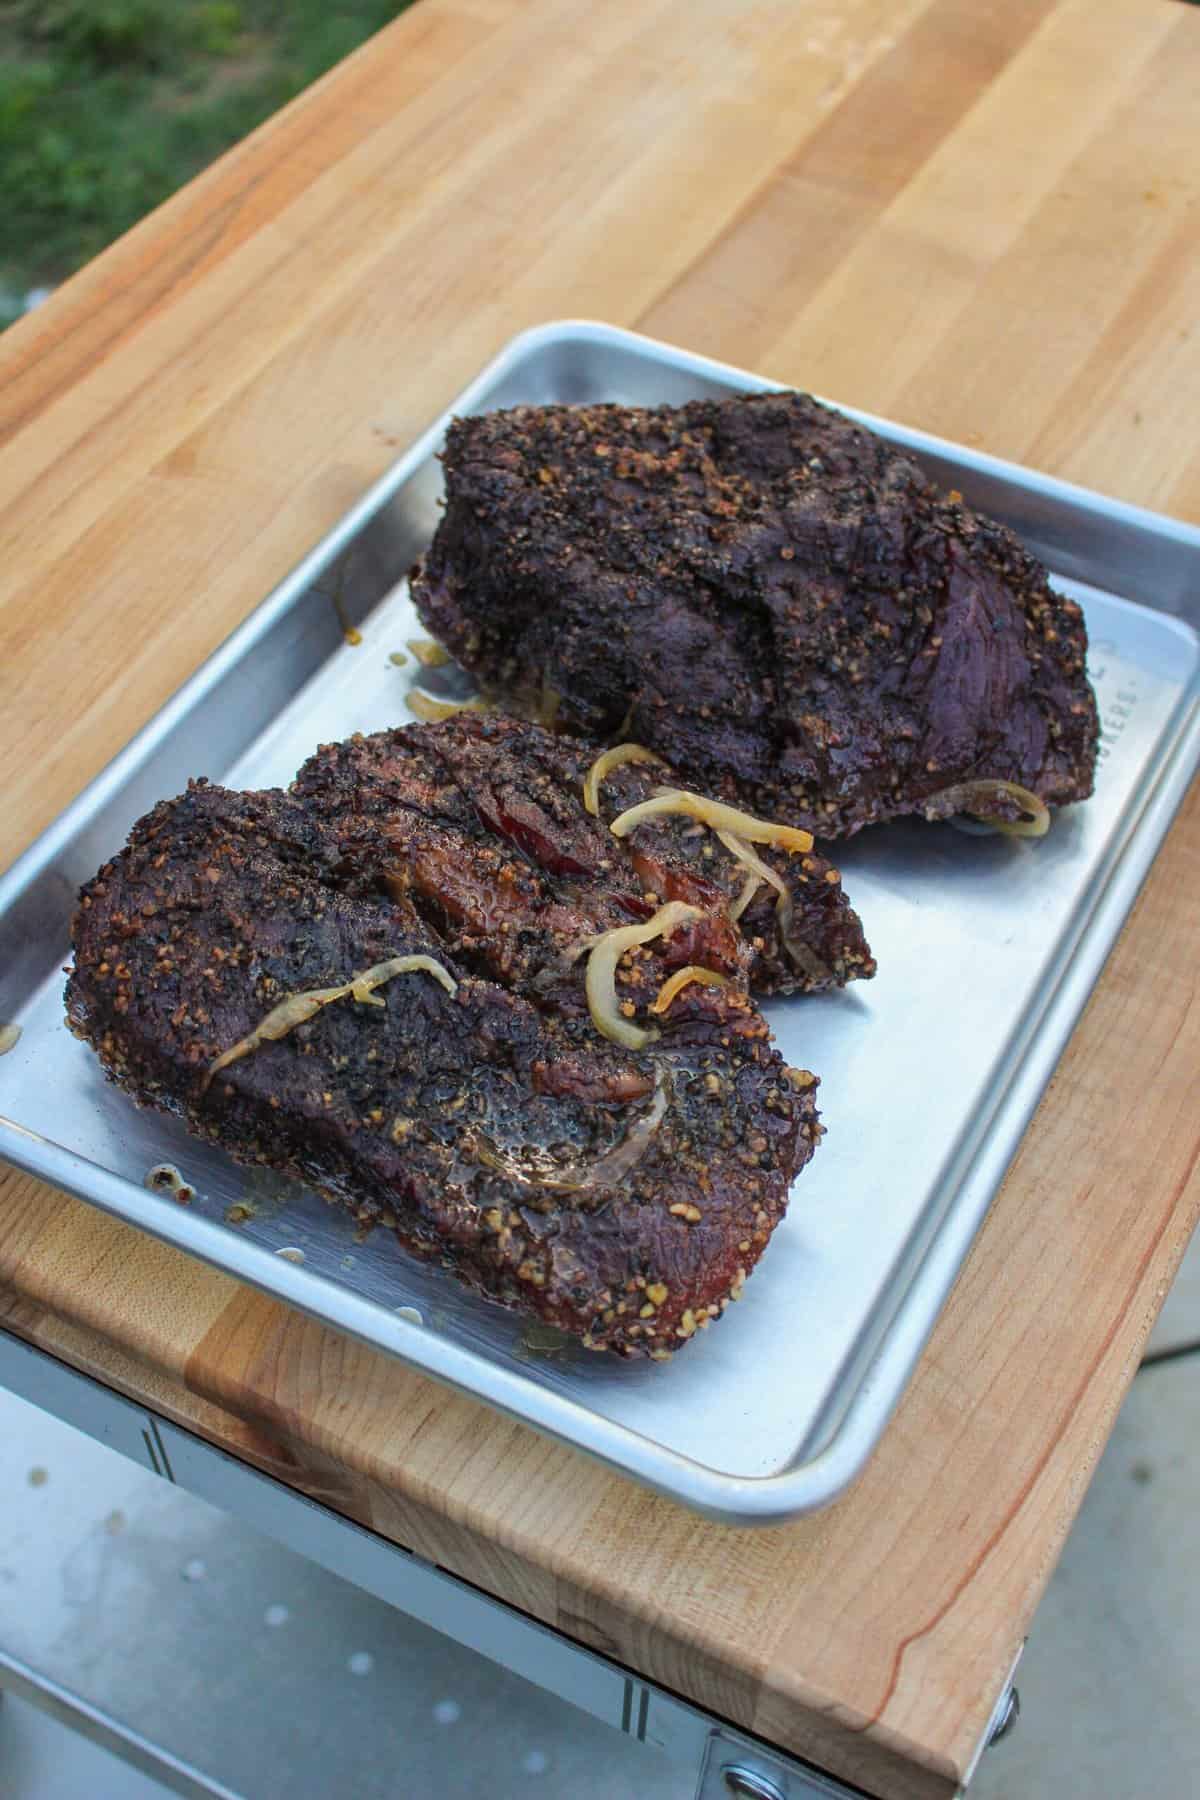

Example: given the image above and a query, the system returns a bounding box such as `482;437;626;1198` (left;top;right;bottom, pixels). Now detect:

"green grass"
0;0;415;327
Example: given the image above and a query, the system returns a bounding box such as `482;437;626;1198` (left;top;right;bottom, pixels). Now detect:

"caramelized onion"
716;829;791;936
715;831;831;983
926;778;1051;838
207;955;457;1084
473;1073;669;1203
582;742;666;817
649;965;731;1015
609;790;813;852
405;692;491;724
406;637;451;667
728;871;761;922
585;901;702;1050
348;954;458;1001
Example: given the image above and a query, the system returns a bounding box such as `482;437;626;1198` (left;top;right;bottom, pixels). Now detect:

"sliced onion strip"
405;692;491;724
348;954;458;1001
406;637;451;667
649;965;731;1015
582;742;666;817
715;830;791;937
207;955;457;1084
715;831;832;982
473;1074;669;1202
609;790;813;852
584;901;702;1050
728;871;762;923
926;778;1051;838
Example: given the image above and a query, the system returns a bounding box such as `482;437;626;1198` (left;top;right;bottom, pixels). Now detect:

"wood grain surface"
2;2;1200;1794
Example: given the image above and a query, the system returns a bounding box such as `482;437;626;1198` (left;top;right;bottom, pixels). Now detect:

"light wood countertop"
2;3;1199;1793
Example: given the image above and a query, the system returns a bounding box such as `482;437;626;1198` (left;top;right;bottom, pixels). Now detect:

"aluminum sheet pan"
2;322;1198;1522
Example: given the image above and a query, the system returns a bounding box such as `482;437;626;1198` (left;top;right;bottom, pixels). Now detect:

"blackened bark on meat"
412;393;1099;837
292;715;874;997
65;742;824;1357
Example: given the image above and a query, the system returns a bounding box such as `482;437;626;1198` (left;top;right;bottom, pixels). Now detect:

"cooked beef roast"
413;393;1100;837
292;714;875;997
66;716;836;1357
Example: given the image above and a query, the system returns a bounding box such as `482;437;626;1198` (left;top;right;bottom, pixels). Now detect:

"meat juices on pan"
412;393;1100;837
65;740;828;1357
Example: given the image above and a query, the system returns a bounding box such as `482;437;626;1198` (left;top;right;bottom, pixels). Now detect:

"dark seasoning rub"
292;715;875;998
413;392;1100;835
65;716;851;1358
70;381;1099;1362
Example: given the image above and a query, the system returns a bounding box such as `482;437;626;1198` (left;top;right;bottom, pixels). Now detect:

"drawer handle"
987;1683;1021;1747
722;1765;786;1800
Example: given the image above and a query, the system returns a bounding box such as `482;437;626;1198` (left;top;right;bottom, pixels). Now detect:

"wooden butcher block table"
2;2;1199;1795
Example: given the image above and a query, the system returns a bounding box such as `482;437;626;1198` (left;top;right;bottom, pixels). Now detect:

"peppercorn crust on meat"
65;716;842;1356
412;392;1099;836
292;715;875;998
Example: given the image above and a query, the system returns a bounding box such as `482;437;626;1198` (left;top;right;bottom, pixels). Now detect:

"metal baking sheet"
2;321;1198;1523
